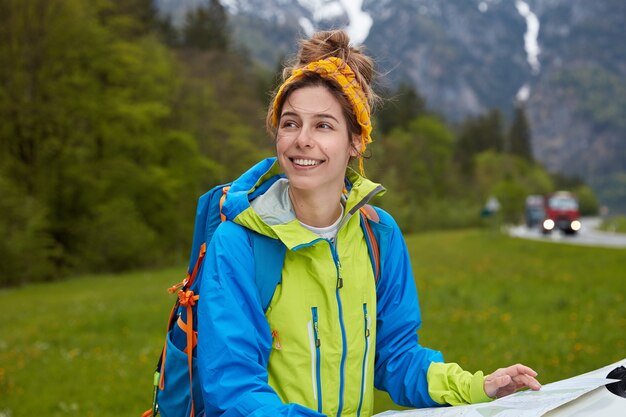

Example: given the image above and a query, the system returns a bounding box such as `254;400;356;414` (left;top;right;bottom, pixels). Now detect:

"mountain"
155;0;626;212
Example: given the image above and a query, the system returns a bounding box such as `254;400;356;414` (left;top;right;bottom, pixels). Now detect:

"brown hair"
266;30;379;141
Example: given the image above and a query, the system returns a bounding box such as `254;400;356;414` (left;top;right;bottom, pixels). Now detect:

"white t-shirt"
299;204;344;242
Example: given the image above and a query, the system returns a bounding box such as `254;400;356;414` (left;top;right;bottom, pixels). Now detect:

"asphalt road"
508;217;626;249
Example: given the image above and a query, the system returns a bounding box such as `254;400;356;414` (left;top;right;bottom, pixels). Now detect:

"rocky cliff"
156;0;626;211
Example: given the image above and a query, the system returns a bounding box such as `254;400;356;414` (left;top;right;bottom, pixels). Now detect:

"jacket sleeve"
373;211;488;408
197;221;325;417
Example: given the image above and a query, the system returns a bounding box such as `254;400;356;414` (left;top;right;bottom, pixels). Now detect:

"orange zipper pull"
167;276;190;294
271;329;282;350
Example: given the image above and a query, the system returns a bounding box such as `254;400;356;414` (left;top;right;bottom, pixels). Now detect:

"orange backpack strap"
177;289;199;417
359;204;381;283
219;185;230;222
360;204;380;222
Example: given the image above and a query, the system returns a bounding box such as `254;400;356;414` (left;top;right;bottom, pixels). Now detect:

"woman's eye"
281;120;297;129
318;122;332;129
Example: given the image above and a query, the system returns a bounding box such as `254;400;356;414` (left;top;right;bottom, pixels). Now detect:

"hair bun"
298;30;352;63
289;30;376;96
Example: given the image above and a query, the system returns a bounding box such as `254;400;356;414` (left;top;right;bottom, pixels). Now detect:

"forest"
0;0;598;286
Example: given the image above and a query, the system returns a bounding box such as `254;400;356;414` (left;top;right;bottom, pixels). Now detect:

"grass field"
600;215;626;233
1;229;624;416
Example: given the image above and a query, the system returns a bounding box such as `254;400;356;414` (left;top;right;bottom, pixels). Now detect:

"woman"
196;30;540;417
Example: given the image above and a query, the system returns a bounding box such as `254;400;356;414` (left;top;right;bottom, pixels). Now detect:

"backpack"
142;168;383;417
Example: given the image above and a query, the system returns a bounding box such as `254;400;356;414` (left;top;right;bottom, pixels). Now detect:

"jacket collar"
222;158;385;249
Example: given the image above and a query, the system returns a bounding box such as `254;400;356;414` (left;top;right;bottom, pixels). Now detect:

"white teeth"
293;158;320;166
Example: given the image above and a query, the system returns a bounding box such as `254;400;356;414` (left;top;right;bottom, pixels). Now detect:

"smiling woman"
194;30;541;417
274;85;360;227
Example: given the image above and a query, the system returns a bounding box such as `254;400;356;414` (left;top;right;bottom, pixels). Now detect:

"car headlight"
543;219;555;230
571;220;581;231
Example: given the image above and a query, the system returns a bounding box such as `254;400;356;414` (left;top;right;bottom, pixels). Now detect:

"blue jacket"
197;158;485;417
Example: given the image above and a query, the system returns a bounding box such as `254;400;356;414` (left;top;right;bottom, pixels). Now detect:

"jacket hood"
220;157;385;249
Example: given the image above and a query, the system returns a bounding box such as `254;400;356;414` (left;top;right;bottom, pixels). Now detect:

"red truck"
540;191;582;235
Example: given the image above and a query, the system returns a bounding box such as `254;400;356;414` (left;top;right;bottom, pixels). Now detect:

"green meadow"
601;215;626;233
0;229;624;416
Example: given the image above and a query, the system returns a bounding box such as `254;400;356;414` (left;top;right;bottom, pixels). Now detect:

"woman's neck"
288;184;344;228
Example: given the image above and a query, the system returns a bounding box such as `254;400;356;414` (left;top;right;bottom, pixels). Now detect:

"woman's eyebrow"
280;111;339;123
280;111;300;119
316;113;340;122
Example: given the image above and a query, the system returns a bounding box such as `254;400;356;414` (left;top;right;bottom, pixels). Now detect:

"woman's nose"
294;127;314;148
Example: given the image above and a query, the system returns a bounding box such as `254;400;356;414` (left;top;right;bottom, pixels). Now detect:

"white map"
374;374;619;417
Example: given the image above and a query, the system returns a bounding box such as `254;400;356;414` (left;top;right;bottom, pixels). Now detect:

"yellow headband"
271;57;372;175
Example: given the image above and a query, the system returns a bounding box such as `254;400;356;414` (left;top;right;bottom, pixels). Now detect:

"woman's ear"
350;134;362;157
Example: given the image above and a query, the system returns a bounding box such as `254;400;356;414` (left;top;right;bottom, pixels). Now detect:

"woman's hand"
484;364;542;399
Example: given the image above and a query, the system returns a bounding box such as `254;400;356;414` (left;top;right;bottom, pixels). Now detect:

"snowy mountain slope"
156;0;626;211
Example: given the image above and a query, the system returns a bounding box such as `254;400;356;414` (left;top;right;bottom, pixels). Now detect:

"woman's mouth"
292;158;322;167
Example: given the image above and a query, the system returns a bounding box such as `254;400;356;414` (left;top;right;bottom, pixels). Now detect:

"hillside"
157;0;626;212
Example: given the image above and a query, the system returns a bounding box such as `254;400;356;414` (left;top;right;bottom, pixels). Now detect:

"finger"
512;373;542;390
494;374;513;388
507;364;538;377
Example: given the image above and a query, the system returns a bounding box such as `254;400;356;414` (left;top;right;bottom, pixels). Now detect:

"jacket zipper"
357;303;371;416
329;241;347;417
308;306;323;413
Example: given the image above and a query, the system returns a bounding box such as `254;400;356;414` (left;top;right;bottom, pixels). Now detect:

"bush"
0;176;58;286
78;198;159;272
599;215;626;233
574;185;599;216
493;178;528;224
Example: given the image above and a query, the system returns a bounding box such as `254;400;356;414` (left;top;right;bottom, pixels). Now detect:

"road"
508;217;626;249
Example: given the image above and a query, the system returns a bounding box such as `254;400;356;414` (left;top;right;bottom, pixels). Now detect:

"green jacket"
197;158;490;416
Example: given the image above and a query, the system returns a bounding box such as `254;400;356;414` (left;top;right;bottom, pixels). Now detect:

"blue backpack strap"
190;182;286;313
187;183;231;275
248;230;286;312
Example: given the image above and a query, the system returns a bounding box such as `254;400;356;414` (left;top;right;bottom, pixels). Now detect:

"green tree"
0;0;108;271
98;0;160;38
574;185;599;216
168;46;273;186
455;109;505;176
0;0;214;283
473;151;555;223
493;178;528;224
382;115;455;201
508;105;533;161
377;82;427;135
182;0;229;51
0;175;57;285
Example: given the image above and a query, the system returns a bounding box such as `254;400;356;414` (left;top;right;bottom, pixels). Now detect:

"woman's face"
276;85;360;194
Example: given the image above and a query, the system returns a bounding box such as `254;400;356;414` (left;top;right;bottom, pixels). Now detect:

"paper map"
373;377;616;417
